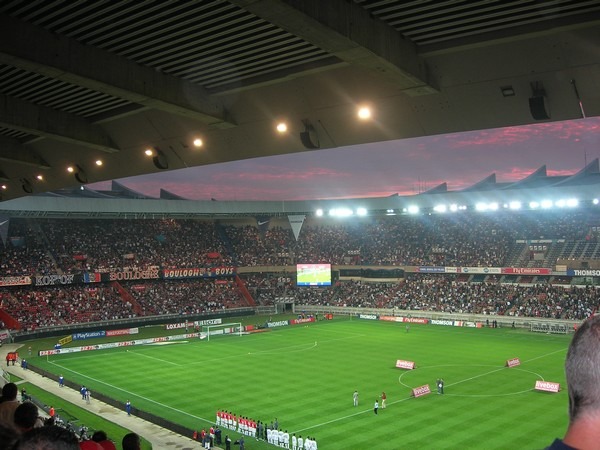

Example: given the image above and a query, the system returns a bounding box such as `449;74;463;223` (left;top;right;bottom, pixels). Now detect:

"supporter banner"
358;314;378;320
458;267;502;274
411;385;431;398
567;269;600;277
444;267;459;273
162;266;236;280
39;333;196;356
33;274;76;286
396;360;416;370
290;317;316;325
431;319;454;326
288;215;305;242
379;315;403;322
416;266;445;273
0;275;31;287
534;380;560;393
266;320;289;328
83;272;102;283
107;268;160;281
73;331;106;340
402;317;429;324
506;357;521;368
502;267;552;275
0;329;10;341
106;328;139;337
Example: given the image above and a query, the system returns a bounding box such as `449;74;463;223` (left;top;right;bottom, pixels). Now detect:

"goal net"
201;322;244;341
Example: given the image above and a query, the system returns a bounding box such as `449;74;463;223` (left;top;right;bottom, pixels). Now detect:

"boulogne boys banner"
3;266;237;288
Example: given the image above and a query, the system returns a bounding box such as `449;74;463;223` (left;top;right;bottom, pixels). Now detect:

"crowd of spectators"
0;285;135;331
0;209;598;274
0;209;599;330
124;279;246;316
242;274;599;321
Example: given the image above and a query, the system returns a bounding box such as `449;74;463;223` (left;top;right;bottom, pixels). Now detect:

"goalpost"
201;322;244;341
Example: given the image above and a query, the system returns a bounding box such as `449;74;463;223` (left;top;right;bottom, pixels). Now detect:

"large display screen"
296;263;332;286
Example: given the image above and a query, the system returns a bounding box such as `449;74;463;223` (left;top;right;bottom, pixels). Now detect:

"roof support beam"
0;15;236;128
0;136;51;169
0;94;120;153
232;0;437;95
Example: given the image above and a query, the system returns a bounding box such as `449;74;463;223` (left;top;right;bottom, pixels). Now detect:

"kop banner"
162;267;235;280
0;275;31;287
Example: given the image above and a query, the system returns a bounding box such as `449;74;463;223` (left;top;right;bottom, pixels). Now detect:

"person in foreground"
548;315;600;450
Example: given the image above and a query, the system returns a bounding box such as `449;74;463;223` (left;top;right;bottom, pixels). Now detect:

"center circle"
398;364;544;397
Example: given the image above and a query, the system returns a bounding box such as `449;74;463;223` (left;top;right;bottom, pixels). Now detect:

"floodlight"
315;209;324;217
433;204;447;213
566;198;579;207
508;201;522;210
540;200;553;209
407;205;419;214
529;201;540;209
356;207;367;216
329;208;353;217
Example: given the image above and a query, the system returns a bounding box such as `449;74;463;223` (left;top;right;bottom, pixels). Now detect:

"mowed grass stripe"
34;319;570;449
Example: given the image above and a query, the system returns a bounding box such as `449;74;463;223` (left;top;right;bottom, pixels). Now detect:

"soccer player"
292;433;297;450
353;390;359;406
374;399;379;415
381;391;387;408
298;435;303;450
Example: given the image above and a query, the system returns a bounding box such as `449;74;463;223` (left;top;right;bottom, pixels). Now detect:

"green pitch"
32;318;570;449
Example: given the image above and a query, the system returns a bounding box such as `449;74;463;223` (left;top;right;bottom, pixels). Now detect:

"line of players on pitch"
216;411;317;450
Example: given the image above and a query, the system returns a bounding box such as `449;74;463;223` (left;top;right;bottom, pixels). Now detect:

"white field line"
293;346;568;434
47;361;216;425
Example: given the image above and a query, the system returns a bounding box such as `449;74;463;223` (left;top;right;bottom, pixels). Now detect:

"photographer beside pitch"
547;315;600;450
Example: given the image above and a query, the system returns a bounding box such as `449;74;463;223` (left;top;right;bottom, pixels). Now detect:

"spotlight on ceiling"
68;164;88;184
21;178;33;194
529;81;550;120
299;119;319;149
151;148;169;170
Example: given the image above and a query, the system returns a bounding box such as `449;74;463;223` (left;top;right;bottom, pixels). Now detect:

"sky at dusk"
89;117;600;201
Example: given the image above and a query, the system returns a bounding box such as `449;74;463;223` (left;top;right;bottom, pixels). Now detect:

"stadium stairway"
1;343;223;449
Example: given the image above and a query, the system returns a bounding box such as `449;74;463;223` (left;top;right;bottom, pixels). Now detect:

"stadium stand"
1;208;600;330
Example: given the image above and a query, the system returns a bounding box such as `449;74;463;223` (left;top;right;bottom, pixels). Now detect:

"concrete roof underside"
0;0;598;202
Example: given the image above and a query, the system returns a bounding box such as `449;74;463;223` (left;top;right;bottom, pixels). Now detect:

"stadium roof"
0;1;599;202
1;159;599;218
